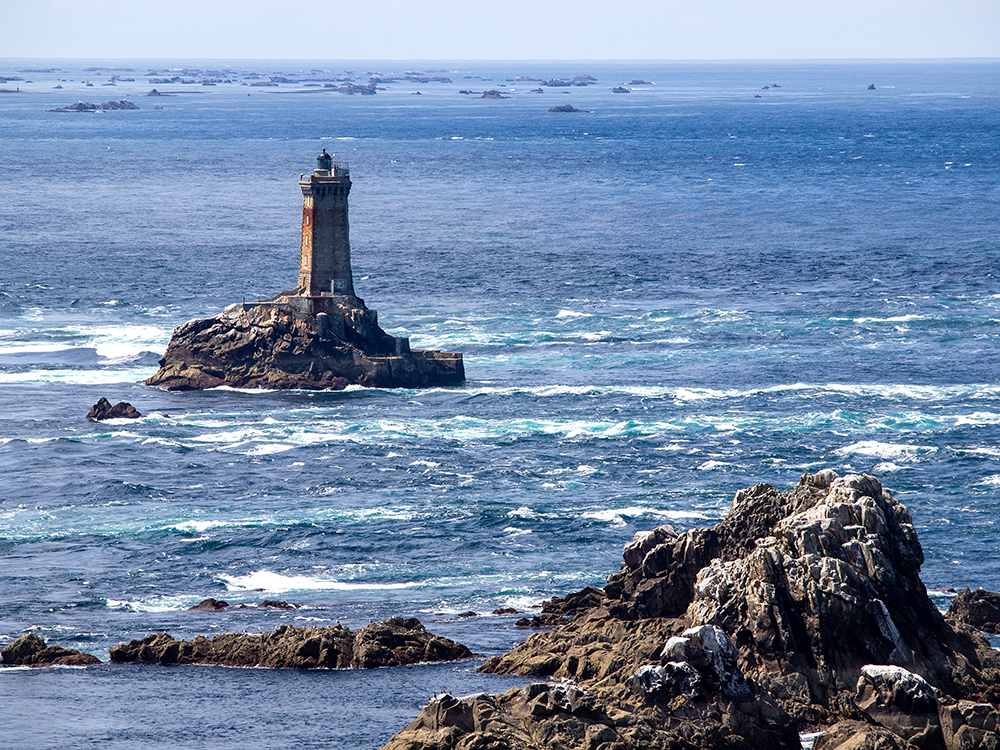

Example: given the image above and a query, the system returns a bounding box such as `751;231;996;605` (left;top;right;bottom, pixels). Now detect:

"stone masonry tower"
298;148;354;297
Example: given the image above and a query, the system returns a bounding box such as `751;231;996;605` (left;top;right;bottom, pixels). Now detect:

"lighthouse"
146;151;465;391
298;148;354;298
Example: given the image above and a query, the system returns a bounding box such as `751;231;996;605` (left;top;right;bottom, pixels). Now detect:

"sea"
1;59;999;749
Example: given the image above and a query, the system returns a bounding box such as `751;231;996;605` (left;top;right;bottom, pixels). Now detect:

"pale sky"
1;0;998;60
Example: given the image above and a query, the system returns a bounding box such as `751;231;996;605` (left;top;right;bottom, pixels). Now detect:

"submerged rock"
188;598;229;610
383;471;1000;749
109;617;472;669
1;633;101;667
87;397;142;421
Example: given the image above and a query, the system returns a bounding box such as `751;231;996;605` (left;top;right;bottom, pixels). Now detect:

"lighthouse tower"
298;149;354;298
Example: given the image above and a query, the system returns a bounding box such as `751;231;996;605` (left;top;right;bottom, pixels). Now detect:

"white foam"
502;526;533;536
0;367;156;385
582;507;713;523
219;570;419;593
106;595;196;613
697;460;729;470
0;343;74;354
507;506;536;519
243;443;296;456
852;314;927;324
955;412;1000;426
555;309;592;319
834;441;936;460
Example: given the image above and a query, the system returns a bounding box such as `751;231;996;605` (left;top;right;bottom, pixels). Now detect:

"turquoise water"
1;59;999;748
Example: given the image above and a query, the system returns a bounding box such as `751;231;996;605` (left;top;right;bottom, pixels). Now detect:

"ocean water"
1;59;999;748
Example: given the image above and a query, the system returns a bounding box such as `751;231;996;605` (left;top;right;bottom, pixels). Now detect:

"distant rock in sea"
628;79;653;85
869;83;877;90
611;86;630;93
548;104;589;113
479;89;509;99
86;397;142;421
188;598;230;611
49;100;139;112
109;617;473;669
1;633;101;667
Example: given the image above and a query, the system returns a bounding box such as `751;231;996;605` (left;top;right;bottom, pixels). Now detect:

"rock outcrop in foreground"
1;633;101;667
146;300;464;391
110;617;472;669
383;472;1000;750
86;397;142;421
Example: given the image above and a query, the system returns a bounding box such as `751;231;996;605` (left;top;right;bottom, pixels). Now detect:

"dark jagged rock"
479;89;509;99
548;103;588;113
383;471;1000;750
109;617;472;669
258;599;301;610
491;607;520;615
540;585;606;616
514;614;569;628
146;302;463;391
352;617;473;668
188;598;229;610
813;720;908;750
612;86;631;93
87;397;142;421
1;633;101;667
946;588;1000;633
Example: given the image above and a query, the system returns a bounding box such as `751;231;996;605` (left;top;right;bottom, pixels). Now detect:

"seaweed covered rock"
110;618;472;669
1;633;101;667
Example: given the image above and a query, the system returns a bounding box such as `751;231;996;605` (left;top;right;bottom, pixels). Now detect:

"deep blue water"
1;59;999;748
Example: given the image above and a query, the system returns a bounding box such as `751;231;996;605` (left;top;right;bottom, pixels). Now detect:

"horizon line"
3;56;1000;64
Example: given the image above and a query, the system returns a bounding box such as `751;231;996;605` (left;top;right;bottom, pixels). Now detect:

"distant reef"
381;471;1000;750
49;100;138;112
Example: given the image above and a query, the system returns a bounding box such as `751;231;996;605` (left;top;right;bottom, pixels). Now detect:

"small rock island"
147;150;464;390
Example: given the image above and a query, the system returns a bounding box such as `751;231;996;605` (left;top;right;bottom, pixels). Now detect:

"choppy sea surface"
1;59;999;748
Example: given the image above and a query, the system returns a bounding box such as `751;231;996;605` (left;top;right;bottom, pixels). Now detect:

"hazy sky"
2;0;998;60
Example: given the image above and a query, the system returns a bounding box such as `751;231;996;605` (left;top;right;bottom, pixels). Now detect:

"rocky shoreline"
1;617;472;671
381;471;1000;750
5;472;1000;748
